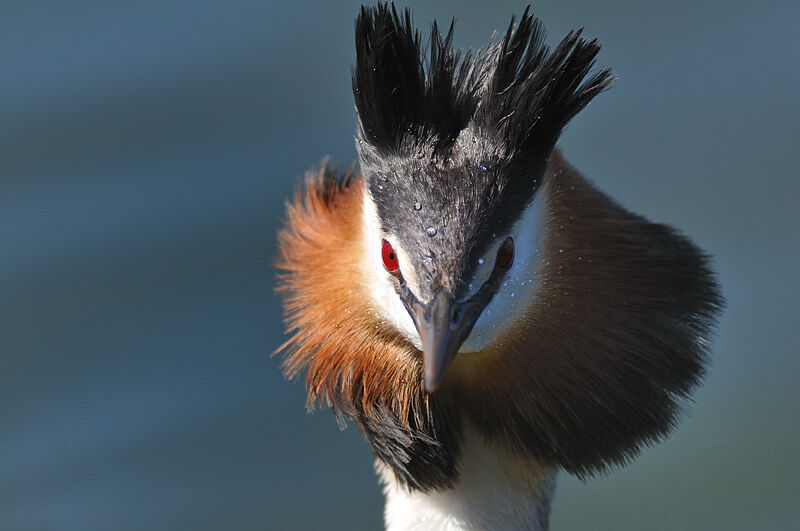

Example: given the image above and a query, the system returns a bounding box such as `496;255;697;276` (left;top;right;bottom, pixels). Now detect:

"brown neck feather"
277;164;422;415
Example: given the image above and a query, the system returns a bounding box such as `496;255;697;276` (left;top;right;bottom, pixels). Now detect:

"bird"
276;4;722;530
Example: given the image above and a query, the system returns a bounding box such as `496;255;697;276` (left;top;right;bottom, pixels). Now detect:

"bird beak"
409;291;484;393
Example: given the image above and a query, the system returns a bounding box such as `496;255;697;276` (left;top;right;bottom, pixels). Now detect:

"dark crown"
352;3;615;171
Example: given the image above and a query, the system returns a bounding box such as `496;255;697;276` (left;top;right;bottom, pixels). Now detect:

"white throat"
378;426;557;531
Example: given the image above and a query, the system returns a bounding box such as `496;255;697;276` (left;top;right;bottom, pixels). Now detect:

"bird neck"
378;425;557;531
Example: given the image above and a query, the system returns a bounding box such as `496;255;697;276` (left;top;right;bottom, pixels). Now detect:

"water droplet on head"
477;257;485;265
491;233;496;238
426;226;437;237
559;249;564;253
413;202;422;211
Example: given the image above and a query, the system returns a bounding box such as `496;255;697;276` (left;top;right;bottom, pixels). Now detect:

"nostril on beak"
450;304;462;325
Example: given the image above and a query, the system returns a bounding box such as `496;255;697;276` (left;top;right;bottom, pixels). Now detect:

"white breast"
378;426;557;531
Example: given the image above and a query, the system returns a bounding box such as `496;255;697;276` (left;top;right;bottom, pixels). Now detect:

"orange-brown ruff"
277;165;425;428
277;149;721;485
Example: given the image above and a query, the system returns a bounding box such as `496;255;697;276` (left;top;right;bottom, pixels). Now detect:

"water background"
1;1;798;529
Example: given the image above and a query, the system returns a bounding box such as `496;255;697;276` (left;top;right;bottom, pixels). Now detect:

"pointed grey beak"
413;293;460;392
408;291;488;393
397;261;507;393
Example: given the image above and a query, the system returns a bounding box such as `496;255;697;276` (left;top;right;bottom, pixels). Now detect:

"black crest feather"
352;3;483;154
353;3;614;168
474;6;615;171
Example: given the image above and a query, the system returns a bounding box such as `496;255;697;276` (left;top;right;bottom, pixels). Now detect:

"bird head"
353;4;613;392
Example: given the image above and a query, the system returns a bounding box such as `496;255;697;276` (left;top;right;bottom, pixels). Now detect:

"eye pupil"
495;237;515;272
381;239;400;275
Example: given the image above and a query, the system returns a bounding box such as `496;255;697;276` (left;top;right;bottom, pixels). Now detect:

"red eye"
495;237;515;272
382;239;400;275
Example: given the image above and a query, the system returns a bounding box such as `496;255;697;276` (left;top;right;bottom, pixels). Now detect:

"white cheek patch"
361;191;423;349
460;193;546;353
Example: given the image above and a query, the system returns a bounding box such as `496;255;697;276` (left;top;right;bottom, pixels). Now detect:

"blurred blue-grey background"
1;1;798;529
